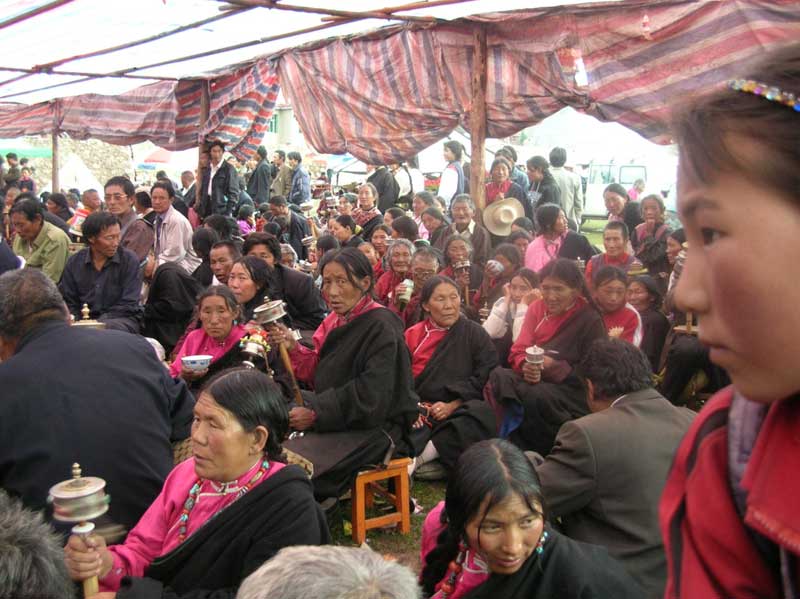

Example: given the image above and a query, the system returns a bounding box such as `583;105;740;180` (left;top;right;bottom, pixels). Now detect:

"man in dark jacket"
0;269;194;532
247;145;272;206
533;339;694;598
201;141;240;217
367;165;400;213
268;195;310;260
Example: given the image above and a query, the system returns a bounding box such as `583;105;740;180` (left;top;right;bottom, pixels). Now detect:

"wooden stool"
351;458;412;545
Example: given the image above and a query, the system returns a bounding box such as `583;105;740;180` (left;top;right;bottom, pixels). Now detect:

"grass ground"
330;479;446;572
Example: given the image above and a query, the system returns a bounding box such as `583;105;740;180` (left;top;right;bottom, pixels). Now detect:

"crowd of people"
1;41;799;599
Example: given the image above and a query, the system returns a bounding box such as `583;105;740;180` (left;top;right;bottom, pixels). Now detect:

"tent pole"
51;131;59;193
195;81;210;211
470;23;488;214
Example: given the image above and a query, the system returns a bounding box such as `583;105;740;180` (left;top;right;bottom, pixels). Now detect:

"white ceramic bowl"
181;355;212;372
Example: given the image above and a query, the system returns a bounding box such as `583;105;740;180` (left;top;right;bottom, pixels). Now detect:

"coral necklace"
177;459;270;542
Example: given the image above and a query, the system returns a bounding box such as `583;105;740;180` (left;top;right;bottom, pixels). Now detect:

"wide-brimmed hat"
483;197;525;237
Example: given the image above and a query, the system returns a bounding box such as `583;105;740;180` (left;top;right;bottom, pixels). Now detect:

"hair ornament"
728;79;800;112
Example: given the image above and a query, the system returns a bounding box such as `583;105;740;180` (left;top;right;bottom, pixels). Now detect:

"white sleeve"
438;166;458;204
512;302;530;341
483;297;510;339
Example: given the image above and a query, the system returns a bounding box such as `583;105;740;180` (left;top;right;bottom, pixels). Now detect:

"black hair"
513;267;540;290
443;234;472;266
135;191;152;209
287;151;302;163
319;247;375;295
669;228;686;245
256;145;267;159
232;255;272;291
421;206;444;225
501;144;518;163
196;284;243;321
204;214;237;241
603;220;629;241
315;234;340;255
370;224;392;241
0;269;68;340
210;240;241;259
419;274;459;307
237;204;255;220
420;439;546;595
208;140;225;152
539;258;598;313
334;214;357;235
46;192;71;218
413;191;435;207
526;155;550;173
512;216;535;233
192;227;220;260
640;193;666;216
243;232;282;263
268;195;288;207
202;368;289;462
492;242;522;272
9;198;44;222
263;222;281;237
534;203;561;234
508;230;532;246
155;170;168;180
82;212;120;241
629;274;664;310
443;140;463;161
385;206;405;219
549;147;567;168
391;215;419;241
274;149;286;161
15;191;34;203
579;338;654;400
342;192;358;206
104;176;134;196
594;264;628;289
151;180;175;199
5;152;17;161
603;183;629;202
489;157;512;175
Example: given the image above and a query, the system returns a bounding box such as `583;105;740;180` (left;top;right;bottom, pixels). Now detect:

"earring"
535;530;549;556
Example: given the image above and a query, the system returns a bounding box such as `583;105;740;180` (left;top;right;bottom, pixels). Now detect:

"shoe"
414;459;447;481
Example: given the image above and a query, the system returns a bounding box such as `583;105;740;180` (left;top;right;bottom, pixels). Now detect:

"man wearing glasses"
104;176;155;263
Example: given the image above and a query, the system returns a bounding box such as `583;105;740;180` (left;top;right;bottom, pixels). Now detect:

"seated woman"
604;183;643;239
627;275;671;372
191;228;220;287
411;190;436;240
485;157;525;207
420;439;643;598
508;230;532;262
374;238;415;305
391;215;420;243
593;265;642;346
330;214;363;249
439;235;484;309
170;287;273;392
352;183;383;242
584;221;643;288
632;194;672;291
383;206;405;227
242;233;327;331
489;258;606;456
386;247;441;329
483;268;540;366
227;256;272;322
369;224;391;266
406;276;498;481
336;193;356;217
525;204;594;273
64;369;330;598
357;241;383;280
422;207;447;249
474;243;522;310
267;249;418;500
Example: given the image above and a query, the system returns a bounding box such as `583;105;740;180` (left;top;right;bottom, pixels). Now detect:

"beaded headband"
728;79;800;112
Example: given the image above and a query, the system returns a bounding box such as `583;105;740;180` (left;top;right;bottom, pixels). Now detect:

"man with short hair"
3;153;20;188
286;151;311;206
179;170;195;199
10;198;69;282
209;240;240;285
247;145;272;205
268;195;310;260
151;181;201;275
0;269;194;531
202;140;240;217
104;176;155;263
434;194;491;265
58;211;143;333
549;147;584;228
533;338;695;597
81;188;102;213
270;150;293;198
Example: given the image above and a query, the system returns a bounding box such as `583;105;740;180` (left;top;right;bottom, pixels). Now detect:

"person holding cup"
632;194;672;291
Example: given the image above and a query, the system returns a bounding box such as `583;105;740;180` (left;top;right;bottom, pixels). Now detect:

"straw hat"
483;197;525;237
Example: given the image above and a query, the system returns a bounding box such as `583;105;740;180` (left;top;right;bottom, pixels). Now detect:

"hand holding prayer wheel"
267;321;298;352
64;533;114;587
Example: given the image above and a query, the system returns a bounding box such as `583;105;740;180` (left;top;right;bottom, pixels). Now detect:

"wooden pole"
470;24;488;213
195;81;210;213
51;131;59;193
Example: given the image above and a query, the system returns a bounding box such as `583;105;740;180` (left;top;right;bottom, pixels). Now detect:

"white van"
582;163;647;222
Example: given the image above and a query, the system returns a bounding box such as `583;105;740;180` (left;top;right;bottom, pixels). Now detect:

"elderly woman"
374;238;415;305
420;440;643;598
405;276;498;481
64;369;329;598
267;249;418;500
439;234;483;307
329;214;363;249
632;194;672;290
525;204;594;273
352;183;383;242
490;258;606;456
593;265;642;345
627;275;670;372
604;183;643;239
485;157;526;208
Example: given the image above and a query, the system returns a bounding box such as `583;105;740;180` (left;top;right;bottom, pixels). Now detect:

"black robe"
462;527;644;599
267;264;327;331
493;303;607;456
143;263;204;355
558;230;597;263
283;307;418;499
411;317;498;458
639;307;670;373
117;466;330;599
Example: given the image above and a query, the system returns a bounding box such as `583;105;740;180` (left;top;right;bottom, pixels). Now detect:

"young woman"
227;256;272;322
237;204;256;237
525;204;593;273
488;259;606;456
383;206;405;228
438;140;466;205
412;191;436;240
421;206;447;248
604;183;643;239
420;439;643;598
593;265;642;346
632;194;672;289
405;276;498;480
507;230;532;262
660;43;800;599
627;275;670;373
369;223;392;262
483;268;540;366
352;183;383;242
329;214;363;249
525;155;561;215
